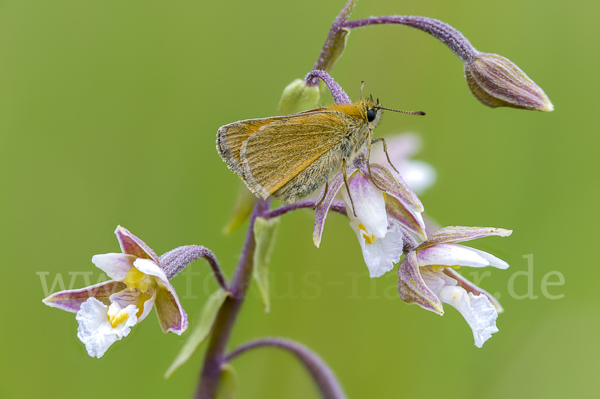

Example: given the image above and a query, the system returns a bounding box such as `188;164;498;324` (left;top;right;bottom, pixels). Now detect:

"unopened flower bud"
278;78;320;114
465;53;553;112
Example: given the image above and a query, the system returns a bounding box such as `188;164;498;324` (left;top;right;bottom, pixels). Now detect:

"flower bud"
278;78;320;114
465;53;553;112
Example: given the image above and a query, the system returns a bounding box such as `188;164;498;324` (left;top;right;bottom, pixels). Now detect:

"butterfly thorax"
328;99;383;161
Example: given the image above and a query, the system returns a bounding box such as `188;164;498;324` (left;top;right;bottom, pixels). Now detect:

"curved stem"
310;0;358;84
195;199;270;399
343;16;478;63
263;200;347;220
226;338;347;399
160;246;228;291
305;70;351;104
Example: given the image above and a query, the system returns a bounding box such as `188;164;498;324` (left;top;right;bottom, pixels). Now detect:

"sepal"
418;226;512;249
42;281;126;313
397;252;444;314
115;225;160;264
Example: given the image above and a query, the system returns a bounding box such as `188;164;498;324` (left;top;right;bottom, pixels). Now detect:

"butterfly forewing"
217;118;281;175
239;112;350;201
217;108;326;175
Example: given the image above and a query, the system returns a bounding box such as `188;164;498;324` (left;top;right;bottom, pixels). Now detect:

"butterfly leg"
371;137;399;174
365;131;387;193
342;157;357;217
313;181;329;210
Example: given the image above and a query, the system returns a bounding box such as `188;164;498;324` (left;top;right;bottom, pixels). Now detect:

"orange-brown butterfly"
216;96;424;204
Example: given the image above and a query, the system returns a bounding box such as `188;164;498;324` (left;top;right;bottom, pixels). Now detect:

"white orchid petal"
75;298;138;358
421;267;498;348
438;286;499;348
133;258;169;285
460;246;510;269
91;253;136;280
417;243;490;268
444;267;504;313
420;266;457;293
350;220;404;278
344;173;388;238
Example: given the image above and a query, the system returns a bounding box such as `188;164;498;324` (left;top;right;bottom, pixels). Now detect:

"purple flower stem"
160;245;229;291
310;0;358;85
343;16;478;63
225;338;347;399
195;199;269;399
305;70;351;104
263;200;347;220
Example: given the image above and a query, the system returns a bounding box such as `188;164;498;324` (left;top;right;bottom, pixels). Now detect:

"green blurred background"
1;0;596;398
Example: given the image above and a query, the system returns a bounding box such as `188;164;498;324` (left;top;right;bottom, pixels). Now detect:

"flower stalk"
160;245;229;291
262;199;348;220
226;338;347;399
343;16;477;62
305;70;351;104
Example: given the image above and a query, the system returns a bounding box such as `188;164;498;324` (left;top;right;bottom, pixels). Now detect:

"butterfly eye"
367;109;377;122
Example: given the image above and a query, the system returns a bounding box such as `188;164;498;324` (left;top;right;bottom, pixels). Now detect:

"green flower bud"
465;53;553;112
278;78;320;114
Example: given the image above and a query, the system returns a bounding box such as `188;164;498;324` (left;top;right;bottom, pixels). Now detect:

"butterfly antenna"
380;106;426;116
360;81;365;100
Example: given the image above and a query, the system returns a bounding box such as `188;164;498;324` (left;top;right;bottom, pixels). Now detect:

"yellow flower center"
135;291;153;319
123;266;154;293
107;303;130;328
358;223;377;244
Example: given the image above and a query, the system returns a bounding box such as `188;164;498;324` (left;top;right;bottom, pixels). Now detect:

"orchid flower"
398;226;511;347
314;155;426;277
43;226;188;358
